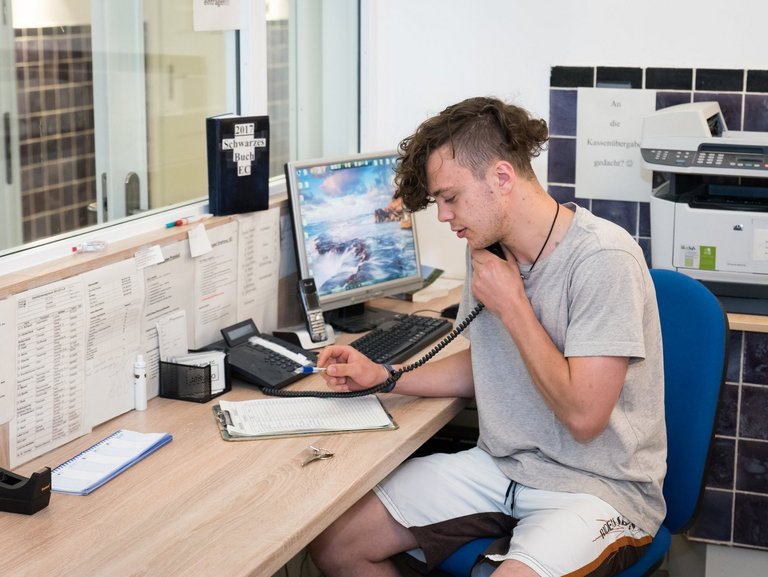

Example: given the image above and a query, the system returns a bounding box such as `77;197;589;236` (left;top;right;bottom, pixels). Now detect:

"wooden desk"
728;312;768;334
0;297;467;577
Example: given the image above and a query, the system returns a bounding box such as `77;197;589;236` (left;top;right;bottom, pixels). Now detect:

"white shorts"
374;446;651;577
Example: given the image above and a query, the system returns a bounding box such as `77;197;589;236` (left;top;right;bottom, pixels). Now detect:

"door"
0;0;22;250
91;0;148;222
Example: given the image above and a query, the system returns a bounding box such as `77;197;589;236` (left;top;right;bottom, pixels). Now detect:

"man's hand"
470;246;525;316
317;345;389;392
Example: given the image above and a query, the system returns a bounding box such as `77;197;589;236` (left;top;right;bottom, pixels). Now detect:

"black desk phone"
208;319;318;390
260;243;505;399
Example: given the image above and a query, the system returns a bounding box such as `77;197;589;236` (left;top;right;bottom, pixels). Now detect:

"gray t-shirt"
459;204;666;534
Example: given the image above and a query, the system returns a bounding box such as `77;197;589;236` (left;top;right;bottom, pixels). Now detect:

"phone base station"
273;324;335;350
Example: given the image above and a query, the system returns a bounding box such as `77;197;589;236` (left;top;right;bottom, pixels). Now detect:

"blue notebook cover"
51;429;173;495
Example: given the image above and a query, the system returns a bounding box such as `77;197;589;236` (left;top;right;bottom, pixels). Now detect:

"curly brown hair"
394;96;549;211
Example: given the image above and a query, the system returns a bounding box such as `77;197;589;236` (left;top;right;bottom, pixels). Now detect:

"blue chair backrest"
650;269;728;534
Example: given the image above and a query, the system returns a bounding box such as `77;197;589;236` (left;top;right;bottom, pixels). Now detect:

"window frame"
0;1;269;276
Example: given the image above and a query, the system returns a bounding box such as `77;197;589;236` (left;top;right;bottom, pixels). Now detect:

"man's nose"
436;203;452;222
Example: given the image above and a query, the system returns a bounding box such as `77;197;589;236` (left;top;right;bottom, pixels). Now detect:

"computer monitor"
285;150;424;331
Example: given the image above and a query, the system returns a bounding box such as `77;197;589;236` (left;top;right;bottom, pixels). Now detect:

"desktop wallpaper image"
297;159;418;297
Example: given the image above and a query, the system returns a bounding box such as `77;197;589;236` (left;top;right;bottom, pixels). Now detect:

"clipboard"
212;396;398;441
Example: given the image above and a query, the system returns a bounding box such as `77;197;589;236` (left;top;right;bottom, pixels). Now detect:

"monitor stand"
325;303;403;333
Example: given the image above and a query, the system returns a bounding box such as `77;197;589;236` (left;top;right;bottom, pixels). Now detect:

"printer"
641;101;768;314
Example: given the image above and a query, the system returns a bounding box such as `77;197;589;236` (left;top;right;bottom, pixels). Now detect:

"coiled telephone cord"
260;303;485;399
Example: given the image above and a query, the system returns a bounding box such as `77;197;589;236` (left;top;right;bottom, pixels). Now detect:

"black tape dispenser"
0;466;51;515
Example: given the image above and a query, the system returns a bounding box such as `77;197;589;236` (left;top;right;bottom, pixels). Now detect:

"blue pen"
294;366;326;375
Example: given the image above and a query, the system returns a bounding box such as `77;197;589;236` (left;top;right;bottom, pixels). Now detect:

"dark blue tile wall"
14;25;97;242
693;92;742;131
549;66;768;553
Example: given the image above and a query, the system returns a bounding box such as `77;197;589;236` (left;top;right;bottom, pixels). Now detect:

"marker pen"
293;366;327;375
165;213;213;228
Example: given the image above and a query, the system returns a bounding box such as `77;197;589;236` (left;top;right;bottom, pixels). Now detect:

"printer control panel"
642;148;768;174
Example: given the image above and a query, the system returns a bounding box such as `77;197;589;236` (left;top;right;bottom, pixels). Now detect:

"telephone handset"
259;243;503;399
485;241;506;260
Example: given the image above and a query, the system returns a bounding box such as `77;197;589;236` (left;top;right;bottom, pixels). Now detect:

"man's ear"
494;160;517;192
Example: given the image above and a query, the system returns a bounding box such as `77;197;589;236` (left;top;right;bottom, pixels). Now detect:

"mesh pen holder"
159;359;231;403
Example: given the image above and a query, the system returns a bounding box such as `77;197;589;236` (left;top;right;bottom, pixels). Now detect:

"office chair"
423;269;729;577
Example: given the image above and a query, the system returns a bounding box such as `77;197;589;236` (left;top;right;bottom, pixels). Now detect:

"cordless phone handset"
298;278;328;343
258;245;503;399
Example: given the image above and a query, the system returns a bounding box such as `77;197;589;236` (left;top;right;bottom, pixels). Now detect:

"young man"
309;96;666;577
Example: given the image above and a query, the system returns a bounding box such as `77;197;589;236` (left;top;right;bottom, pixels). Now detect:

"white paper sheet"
219;396;393;437
0;298;15;424
141;241;194;398
192;0;242;32
575;87;655;201
237;208;281;332
192;221;239;349
155;309;189;360
81;258;146;428
188;223;213;258
11;276;88;467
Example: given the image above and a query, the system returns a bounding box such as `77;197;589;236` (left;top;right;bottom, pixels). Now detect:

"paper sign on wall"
575;87;656;202
193;0;242;32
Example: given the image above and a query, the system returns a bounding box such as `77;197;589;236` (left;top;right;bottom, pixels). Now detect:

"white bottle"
134;354;147;411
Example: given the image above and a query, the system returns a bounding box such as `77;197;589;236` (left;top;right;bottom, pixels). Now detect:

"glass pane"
267;10;289;177
143;0;234;211
7;0;236;247
14;23;96;242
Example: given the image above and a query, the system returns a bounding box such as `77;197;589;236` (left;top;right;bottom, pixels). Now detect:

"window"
0;0;358;261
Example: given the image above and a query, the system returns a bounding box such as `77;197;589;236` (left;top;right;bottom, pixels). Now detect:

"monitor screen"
285;151;423;326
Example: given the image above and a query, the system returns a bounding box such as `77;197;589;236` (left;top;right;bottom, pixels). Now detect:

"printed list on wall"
0;208;281;469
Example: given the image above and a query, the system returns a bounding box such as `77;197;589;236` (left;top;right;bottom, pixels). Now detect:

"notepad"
213;396;397;440
51;429;173;495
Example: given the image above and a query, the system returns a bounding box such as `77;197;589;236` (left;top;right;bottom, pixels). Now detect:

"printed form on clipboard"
213;396;397;440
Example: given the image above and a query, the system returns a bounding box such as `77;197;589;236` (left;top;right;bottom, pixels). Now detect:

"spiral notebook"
51;429;173;495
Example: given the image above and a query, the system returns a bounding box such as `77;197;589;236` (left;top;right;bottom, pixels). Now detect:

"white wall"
360;2;768;571
360;0;768;276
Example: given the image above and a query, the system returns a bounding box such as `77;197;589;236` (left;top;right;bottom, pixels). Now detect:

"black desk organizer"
159;357;231;403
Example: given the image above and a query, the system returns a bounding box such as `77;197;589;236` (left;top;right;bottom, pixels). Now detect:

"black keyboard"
350;314;453;364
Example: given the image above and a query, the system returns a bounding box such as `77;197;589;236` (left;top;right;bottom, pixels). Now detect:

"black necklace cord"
259;302;485;399
520;201;559;280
